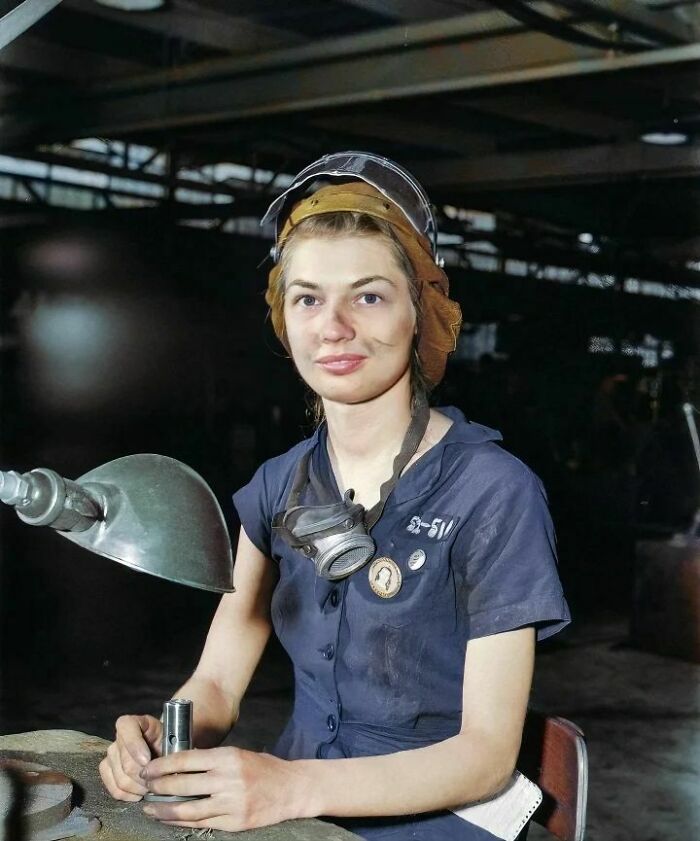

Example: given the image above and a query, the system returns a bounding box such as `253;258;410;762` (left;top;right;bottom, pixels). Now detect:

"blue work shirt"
233;406;570;841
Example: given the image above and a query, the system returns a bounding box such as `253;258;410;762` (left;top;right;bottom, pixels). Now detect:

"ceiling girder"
63;0;307;54
5;12;700;153
408;141;700;191
339;0;471;21
0;33;146;80
465;92;632;140
553;0;695;45
307;112;495;156
0;0;63;51
0;23;614;148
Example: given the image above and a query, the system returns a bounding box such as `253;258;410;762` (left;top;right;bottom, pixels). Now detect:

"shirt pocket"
346;534;452;630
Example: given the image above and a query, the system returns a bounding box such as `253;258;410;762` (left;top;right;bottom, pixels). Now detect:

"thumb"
138;715;163;756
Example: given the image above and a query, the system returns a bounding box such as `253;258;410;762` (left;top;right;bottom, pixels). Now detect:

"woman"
100;152;570;840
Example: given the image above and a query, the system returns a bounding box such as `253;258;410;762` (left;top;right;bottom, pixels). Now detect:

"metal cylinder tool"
144;699;200;804
162;699;193;756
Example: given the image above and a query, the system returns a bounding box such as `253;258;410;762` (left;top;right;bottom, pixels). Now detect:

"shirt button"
322;643;335;660
330;589;339;607
327;714;337;732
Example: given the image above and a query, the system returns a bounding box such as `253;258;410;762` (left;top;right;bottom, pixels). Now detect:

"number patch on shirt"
405;514;458;540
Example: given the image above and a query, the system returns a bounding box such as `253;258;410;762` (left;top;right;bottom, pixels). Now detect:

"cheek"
387;304;417;345
282;307;312;362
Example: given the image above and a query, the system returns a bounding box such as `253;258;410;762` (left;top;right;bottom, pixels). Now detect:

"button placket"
316;580;346;751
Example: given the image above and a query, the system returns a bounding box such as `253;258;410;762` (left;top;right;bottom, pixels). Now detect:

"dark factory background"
0;2;699;840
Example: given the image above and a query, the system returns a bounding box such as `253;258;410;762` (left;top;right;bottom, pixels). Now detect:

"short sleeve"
453;464;570;642
232;462;273;558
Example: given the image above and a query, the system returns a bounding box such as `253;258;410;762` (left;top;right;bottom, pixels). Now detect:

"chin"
311;371;407;406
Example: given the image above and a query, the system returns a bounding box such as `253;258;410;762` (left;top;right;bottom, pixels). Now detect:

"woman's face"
283;235;416;405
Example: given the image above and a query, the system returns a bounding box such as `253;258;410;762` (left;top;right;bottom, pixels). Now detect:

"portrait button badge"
368;557;402;598
408;549;426;571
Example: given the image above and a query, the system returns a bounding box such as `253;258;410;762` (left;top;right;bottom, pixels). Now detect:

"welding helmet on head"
261;150;442;265
262;150;462;389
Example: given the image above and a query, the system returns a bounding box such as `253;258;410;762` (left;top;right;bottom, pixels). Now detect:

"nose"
319;301;355;343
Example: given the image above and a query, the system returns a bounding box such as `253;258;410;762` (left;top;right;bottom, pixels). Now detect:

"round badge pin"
368;557;402;598
408;549;426;571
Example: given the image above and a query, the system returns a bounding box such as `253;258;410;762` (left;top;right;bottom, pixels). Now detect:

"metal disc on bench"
0;758;99;840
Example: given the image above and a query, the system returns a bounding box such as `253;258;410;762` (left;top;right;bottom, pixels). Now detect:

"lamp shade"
1;455;234;593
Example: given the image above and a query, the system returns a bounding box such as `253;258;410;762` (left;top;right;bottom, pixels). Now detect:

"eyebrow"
287;275;397;290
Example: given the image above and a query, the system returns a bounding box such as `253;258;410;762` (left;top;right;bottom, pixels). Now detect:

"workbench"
0;730;359;840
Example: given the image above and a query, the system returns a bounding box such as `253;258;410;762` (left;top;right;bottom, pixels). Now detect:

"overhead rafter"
408;141;700;191
552;0;695;45
0;33;146;81
63;0;307;54
307;111;496;156
464;92;632;140
0;14;636;149
5;8;700;153
340;0;472;21
0;0;63;51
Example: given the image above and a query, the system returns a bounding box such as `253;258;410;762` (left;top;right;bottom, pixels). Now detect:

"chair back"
518;712;588;841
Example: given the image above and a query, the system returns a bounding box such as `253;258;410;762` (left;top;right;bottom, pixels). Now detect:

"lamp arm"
0;468;103;532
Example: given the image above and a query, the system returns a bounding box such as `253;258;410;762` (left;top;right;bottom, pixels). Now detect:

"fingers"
137;714;163;756
101;714;161;802
143;796;225;825
99;756;145;802
106;743;149;796
114;739;147;784
161;818;235;831
145;772;214;798
115;715;157;766
144;747;232;780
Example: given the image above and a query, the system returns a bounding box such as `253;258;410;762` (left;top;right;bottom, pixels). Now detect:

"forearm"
170;535;277;750
175;609;274;749
172;673;241;749
296;730;517;819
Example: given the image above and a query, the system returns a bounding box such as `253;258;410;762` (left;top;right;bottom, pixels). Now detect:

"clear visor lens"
261;151;437;253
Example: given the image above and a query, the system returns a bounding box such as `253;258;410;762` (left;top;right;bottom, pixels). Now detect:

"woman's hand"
141;746;315;831
99;715;163;802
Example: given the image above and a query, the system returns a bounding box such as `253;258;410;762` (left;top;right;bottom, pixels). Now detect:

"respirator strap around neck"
366;394;430;530
285;394;430;525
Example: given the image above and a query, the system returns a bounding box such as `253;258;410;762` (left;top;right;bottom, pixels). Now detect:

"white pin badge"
408;549;426;571
368;557;402;598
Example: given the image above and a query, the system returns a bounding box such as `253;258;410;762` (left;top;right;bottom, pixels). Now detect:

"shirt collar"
435;405;503;445
305;406;502;508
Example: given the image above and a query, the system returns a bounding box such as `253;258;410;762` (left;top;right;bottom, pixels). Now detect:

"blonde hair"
273;212;430;421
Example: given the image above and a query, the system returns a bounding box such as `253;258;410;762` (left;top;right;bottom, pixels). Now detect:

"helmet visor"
261;151;437;255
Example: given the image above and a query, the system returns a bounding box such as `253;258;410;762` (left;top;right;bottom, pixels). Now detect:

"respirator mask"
272;396;430;580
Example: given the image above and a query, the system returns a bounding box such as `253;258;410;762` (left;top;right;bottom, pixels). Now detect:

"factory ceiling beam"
553;0;695;45
0;33;146;81
4;14;700;149
408;141;700;191
466;92;632;140
11;149;269;204
306;111;496;156
63;0;306;54
339;0;470;21
0;0;63;51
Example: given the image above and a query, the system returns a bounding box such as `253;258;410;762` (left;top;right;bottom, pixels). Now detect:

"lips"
316;354;367;375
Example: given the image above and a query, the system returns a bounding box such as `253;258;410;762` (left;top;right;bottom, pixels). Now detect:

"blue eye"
297;294;317;307
360;293;381;304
